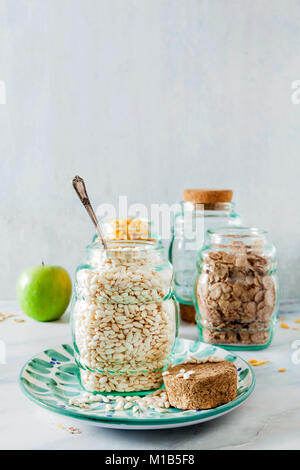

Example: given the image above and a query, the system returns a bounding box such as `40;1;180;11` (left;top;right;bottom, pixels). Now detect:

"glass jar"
71;239;178;394
194;227;279;350
169;190;242;322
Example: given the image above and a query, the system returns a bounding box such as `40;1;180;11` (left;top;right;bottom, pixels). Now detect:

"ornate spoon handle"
72;175;107;249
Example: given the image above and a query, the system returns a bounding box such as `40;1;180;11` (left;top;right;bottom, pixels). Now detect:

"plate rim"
19;341;256;427
40;405;244;429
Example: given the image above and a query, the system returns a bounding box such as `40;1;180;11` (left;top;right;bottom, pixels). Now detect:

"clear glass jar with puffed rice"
71;239;178;394
194;227;279;350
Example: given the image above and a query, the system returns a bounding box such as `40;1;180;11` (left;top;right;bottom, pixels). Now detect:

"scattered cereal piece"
280;322;290;329
292;328;299;331
0;313;14;322
56;423;82;435
68;389;171;413
295;319;300;324
278;368;286;373
248;359;269;366
67;426;81;435
115;401;124;411
182;370;195;380
13;318;25;323
124;402;133;409
279;317;286;321
152;389;163;396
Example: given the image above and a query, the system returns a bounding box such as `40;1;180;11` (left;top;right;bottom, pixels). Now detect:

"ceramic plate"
19;339;255;430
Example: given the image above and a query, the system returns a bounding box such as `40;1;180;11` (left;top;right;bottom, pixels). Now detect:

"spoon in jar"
72;175;108;249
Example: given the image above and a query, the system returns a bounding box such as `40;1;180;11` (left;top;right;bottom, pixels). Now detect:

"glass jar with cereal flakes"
93;218;161;243
194;227;279;350
169;189;242;323
71;239;178;394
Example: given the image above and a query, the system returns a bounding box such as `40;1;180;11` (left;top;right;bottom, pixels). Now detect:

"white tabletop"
1;299;300;450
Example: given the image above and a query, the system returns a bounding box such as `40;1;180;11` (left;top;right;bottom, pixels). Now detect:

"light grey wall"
1;0;300;300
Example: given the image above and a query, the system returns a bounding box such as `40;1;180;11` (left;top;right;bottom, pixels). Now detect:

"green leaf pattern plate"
20;339;255;429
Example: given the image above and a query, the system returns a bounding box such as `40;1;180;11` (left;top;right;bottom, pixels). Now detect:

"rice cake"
163;361;237;410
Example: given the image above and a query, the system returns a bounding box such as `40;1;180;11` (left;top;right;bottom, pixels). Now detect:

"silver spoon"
72;175;108;249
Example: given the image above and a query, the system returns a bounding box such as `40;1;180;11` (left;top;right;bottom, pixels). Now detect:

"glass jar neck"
205;227;268;249
180;201;235;214
200;227;277;274
86;239;164;264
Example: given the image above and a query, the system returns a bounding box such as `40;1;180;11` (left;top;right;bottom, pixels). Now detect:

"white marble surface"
1;299;300;450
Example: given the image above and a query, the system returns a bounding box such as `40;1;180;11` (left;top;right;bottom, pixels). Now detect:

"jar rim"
86;238;163;254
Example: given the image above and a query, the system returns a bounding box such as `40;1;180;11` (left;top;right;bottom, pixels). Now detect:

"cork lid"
183;189;233;204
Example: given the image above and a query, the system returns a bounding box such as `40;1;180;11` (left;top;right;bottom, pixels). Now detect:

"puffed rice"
73;243;176;392
69;389;171;413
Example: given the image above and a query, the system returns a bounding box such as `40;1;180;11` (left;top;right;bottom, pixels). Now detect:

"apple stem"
42;261;45;267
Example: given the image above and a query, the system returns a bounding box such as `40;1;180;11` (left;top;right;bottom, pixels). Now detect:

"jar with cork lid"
169;189;242;322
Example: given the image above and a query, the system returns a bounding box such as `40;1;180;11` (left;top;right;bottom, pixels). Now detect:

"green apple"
16;263;72;322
